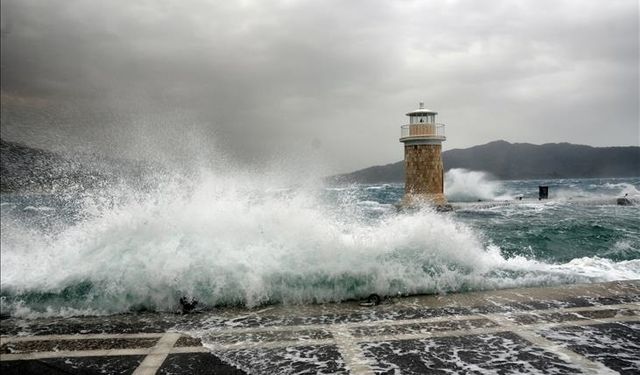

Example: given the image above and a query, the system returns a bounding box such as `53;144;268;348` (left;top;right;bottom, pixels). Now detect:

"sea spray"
2;172;639;318
444;168;512;202
0;170;496;316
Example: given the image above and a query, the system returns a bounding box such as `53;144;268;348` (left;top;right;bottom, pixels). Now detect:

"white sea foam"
604;182;640;195
23;206;56;212
552;181;640;202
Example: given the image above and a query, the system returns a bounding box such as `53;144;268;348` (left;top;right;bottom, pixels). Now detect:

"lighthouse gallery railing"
400;123;445;139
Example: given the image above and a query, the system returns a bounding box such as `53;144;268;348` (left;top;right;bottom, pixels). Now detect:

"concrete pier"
2;280;639;374
449;196;636;210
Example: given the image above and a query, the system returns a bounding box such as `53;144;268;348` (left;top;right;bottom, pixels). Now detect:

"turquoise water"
341;177;640;264
1;170;639;318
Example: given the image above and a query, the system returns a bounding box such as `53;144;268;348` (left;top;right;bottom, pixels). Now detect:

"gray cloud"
1;0;638;173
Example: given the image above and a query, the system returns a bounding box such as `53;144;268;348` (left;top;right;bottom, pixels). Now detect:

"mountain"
3;139;638;192
1;138;82;193
0;138;155;193
331;140;640;183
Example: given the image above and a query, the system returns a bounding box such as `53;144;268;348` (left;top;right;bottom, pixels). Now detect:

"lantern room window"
409;113;435;124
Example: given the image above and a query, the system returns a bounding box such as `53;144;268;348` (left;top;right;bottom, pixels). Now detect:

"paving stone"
192;306;473;331
360;332;584;374
349;318;498;338
539;322;640;375
1;337;158;354
218;345;348;374
0;313;205;337
205;328;333;345
158;353;246;375
506;308;638;325
0;356;144;375
174;335;202;347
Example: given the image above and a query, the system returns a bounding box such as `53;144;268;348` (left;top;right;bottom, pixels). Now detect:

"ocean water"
1;169;639;318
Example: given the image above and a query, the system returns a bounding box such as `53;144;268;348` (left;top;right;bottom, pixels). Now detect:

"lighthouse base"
400;193;451;211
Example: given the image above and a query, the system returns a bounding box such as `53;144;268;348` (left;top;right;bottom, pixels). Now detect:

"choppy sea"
1;169;639;318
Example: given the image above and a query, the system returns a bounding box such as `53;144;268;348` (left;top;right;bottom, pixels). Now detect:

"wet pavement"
2;280;639;374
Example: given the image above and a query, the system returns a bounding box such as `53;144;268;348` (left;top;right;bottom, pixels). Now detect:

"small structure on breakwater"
399;103;448;208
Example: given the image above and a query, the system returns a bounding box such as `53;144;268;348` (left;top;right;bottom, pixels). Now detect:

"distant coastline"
0;138;155;193
2;138;639;193
330;140;640;184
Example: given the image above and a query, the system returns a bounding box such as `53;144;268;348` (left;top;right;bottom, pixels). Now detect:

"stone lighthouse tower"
399;103;447;207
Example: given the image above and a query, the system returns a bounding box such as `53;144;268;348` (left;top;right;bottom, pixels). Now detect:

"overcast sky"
1;0;638;173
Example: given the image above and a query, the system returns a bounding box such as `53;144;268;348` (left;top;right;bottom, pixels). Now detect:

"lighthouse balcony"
400;123;446;142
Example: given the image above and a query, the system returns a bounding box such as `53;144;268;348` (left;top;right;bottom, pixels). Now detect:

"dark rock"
179;297;199;314
617;197;633;206
360;294;382;307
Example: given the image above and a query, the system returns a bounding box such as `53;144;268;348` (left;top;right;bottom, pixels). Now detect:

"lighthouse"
399;103;447;207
